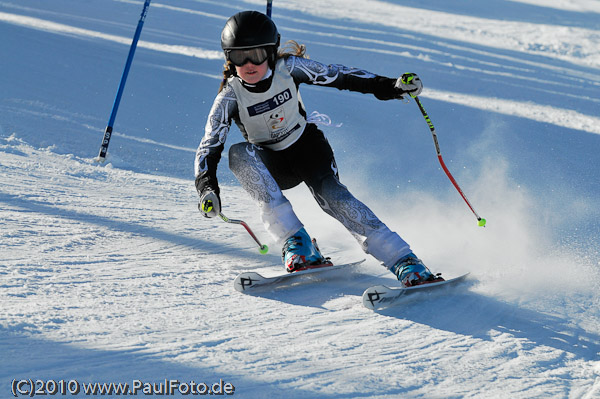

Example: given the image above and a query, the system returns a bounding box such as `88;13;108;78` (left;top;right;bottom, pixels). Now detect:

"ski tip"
233;272;266;292
233;259;366;294
362;285;392;310
362;272;471;310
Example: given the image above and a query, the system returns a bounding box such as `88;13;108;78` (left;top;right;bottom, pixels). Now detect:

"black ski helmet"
221;11;280;67
221;11;280;50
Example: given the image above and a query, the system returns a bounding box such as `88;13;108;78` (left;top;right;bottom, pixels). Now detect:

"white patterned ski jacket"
194;56;399;196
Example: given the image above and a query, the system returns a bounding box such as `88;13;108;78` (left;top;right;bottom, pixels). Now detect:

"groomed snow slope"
1;0;599;398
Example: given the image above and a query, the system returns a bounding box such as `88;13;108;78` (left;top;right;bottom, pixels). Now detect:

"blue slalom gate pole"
266;0;273;17
97;0;151;162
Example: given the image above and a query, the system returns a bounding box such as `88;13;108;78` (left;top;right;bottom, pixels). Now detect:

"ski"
234;259;365;292
362;273;470;310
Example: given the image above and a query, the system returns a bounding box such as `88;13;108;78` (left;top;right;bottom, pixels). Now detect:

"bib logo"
266;107;286;135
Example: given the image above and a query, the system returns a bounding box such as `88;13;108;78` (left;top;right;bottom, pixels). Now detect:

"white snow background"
1;0;600;397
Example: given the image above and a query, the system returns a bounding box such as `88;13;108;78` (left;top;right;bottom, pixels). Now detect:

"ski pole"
266;0;273;17
219;212;269;254
96;0;151;162
412;96;487;227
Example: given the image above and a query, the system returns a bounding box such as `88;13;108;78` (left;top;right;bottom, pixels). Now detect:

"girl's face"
235;60;269;85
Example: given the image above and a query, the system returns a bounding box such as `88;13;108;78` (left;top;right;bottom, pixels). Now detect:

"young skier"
195;10;441;287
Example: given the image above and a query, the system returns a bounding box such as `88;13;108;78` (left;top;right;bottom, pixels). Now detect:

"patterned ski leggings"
228;125;410;267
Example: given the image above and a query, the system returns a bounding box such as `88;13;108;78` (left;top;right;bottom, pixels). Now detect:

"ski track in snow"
1;0;600;398
2;2;599;137
2;140;599;398
245;0;600;68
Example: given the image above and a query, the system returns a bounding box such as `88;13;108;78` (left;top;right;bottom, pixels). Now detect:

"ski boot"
282;227;330;272
390;253;444;288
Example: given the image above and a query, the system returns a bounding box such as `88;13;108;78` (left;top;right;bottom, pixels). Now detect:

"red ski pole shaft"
219;212;269;253
413;96;486;227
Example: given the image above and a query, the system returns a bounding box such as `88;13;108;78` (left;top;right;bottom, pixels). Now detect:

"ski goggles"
226;47;269;67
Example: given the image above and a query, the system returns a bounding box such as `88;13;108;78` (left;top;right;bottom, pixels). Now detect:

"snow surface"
1;0;599;397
